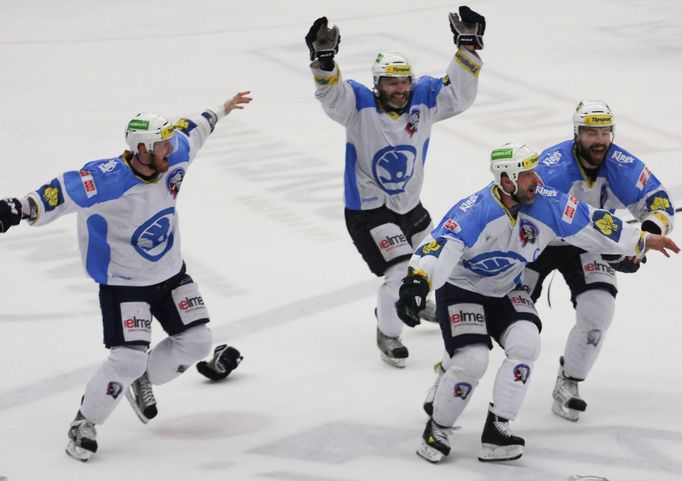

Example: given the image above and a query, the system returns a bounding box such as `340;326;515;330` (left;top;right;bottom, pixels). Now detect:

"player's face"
576;126;613;168
150;139;174;173
377;77;411;109
514;169;540;204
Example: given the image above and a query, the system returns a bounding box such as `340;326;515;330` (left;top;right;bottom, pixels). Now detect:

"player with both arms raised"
306;6;485;367
396;143;678;463
0;91;250;461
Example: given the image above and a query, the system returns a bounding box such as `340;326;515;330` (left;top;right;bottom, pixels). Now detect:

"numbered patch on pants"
120;301;152;343
369;222;413;262
506;289;538;316
447;303;487;337
172;282;209;325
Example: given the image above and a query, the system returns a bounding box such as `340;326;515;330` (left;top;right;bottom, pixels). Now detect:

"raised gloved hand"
196;344;243;381
0;197;22;233
396;274;430;327
449;6;486;50
602;254;646;273
305;16;340;71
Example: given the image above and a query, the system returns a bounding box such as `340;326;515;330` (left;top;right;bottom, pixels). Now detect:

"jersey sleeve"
172;111;218;163
627;173;674;235
24;172;87;226
408;234;465;290
430;48;482;123
310;63;359;127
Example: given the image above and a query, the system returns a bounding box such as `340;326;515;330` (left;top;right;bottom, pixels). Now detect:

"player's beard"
377;89;410;110
577;139;610;168
512;184;536;205
152;154;170;173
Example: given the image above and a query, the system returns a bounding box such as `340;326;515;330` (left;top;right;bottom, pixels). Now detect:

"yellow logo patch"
650;196;671;212
43;187;60;207
594;213;619;236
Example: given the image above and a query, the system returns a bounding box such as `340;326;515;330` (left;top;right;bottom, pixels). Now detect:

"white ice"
1;1;681;480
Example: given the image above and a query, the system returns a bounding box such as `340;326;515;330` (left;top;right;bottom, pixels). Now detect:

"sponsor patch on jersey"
454;382;472;400
131;208;176;262
370;223;413;262
519;219;538;247
646;191;674;215
166;167;185;199
416;237;447;258
106;381;123;399
636;166;651;191
443;218;462;234
513;363;531;384
79;170;97;198
448;303;487;337
612;150;635;164
314;73;339;86
562;195;578;223
372;145;417;195
98;158;119;175
458;193;479;212
37;178;64;211
535;185;558;197
592;210;622;242
455;50;480;78
542;151;562;166
507;289;538;316
171;282;209;325
120;301;152;343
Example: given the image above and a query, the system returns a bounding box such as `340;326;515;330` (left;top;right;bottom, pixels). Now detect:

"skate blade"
66;442;93;462
552;400;580;422
478;443;523;462
125;389;151;424
417;441;446;463
380;353;406;368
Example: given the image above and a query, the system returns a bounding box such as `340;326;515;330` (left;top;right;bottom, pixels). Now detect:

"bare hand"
223;91;253;116
645;234;680;258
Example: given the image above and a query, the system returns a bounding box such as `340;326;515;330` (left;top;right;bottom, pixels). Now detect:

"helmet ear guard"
489;143;539;195
573;100;614;136
125;113;177;154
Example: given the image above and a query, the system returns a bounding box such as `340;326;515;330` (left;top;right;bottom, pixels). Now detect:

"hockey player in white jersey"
396;143;678;463
524;100;676;422
0;91;252;461
306;7;485;367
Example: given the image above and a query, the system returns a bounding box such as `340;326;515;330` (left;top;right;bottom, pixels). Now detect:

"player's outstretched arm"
218;91;253;118
645;234;680;258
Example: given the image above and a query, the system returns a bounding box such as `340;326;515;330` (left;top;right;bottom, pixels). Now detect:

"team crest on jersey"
166;167;185;199
519;219;538;247
462;251;526;277
513;364;530;384
372;145;417;194
454;382;472;400
38;178;64;211
587;329;602;347
646;191;674;215
443;218;461;234
106;381;123;399
405;108;420;137
416;238;446;258
592;210;622;242
131;207;175;261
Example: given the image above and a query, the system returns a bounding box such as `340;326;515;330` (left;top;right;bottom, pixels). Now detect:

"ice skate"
478;405;525;462
126;373;157;424
552;358;587;422
423;361;445;416
65;411;98;462
376;328;408;368
417;418;453;463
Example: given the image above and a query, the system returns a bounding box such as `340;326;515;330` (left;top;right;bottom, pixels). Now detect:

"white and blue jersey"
537;140;674;235
311;48;482;214
24;113;216;286
409;184;646;297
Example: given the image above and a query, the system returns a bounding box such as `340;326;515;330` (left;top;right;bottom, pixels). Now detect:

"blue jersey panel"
409;75;443;109
64;157;139;208
344;143;361;209
168;132;191;167
85;214;110;284
348;80;378;112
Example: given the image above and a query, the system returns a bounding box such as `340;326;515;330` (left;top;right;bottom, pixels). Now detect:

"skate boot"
423;361;446;416
126;373;157;424
552;356;587;422
478;404;525;462
65;411;98;462
420;299;439;323
417;418;453;463
376;328;408;368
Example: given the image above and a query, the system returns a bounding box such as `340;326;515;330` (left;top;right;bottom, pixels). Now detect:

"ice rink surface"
1;0;681;480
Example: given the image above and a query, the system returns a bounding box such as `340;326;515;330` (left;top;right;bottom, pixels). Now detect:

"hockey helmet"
125;113;177;154
573;100;614;135
372;51;413;85
489;143;539;194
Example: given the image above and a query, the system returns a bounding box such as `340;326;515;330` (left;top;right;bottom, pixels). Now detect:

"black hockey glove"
396;274;430;327
0;197;22;233
305;16;340;71
602;254;646;273
449;6;486;50
196;344;243;381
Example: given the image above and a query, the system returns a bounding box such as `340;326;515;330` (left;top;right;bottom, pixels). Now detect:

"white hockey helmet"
573;100;614;135
125;113;177;154
372;51;413;85
490;143;539;194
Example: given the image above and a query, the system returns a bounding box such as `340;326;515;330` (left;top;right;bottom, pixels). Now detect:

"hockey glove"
449;6;485;50
196;344;243;381
305;16;340;71
0;197;22;233
396;274;430;327
602;254;646;273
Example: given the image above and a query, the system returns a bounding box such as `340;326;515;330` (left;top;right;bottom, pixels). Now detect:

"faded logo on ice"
372;145;417;194
131;208;175;261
